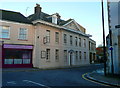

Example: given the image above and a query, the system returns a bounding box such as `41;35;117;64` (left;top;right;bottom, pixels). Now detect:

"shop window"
4;49;31;64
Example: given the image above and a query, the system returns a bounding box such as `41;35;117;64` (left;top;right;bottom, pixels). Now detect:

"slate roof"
0;9;32;24
27;12;71;26
0;9;73;26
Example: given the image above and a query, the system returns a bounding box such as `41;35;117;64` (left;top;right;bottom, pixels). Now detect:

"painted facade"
0;20;34;68
107;1;120;74
89;38;96;64
0;4;96;68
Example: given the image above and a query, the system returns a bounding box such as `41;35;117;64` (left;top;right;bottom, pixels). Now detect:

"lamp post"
101;0;107;76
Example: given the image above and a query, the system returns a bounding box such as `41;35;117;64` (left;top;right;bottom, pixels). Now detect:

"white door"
69;52;74;66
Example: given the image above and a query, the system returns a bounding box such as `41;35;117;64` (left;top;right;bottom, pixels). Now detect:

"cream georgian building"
0;4;96;68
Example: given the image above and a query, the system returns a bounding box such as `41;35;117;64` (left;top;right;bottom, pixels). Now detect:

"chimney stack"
35;4;42;14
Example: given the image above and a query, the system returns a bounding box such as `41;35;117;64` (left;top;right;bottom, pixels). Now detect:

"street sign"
109;46;113;50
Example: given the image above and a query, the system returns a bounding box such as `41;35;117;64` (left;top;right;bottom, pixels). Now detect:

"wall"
0;21;34;45
61;30;90;66
33;24;63;68
107;1;120;74
112;28;119;74
33;23;90;68
109;2;119;29
89;38;96;63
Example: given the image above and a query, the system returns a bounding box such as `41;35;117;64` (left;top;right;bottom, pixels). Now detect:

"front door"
69;52;74;66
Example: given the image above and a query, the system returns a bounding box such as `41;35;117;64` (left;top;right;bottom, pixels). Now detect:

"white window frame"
83;39;86;48
52;15;57;24
46;30;50;43
70;35;73;45
76;51;78;60
64;34;67;44
46;49;50;61
79;38;81;47
64;50;67;62
55;49;59;61
18;28;28;40
55;32;59;44
79;51;82;60
84;52;86;59
75;37;78;46
0;25;10;39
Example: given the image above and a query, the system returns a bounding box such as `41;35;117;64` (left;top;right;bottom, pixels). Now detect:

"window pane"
84;52;86;59
64;50;67;62
19;28;27;40
55;49;59;61
55;32;59;43
2;29;9;33
23;59;30;64
84;39;86;47
79;38;81;47
14;59;22;64
46;30;50;43
2;33;9;38
76;51;78;60
3;26;9;30
0;26;9;38
0;26;2;31
20;30;23;34
64;34;67;44
4;59;13;64
46;49;50;61
75;37;77;46
4;49;31;64
79;51;81;59
70;36;72;45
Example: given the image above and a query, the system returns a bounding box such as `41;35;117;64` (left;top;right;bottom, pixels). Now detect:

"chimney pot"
35;4;42;14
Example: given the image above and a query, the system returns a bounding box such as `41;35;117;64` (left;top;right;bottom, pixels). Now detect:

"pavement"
2;64;93;72
2;68;40;72
85;69;120;87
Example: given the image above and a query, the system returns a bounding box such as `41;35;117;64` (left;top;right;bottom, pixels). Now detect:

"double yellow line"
82;73;113;87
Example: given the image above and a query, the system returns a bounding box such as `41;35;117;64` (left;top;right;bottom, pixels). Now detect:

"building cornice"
32;19;91;37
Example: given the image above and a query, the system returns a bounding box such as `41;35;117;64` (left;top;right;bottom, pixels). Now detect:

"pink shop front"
2;44;33;68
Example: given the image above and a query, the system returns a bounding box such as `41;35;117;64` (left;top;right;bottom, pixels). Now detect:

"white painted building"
107;1;120;74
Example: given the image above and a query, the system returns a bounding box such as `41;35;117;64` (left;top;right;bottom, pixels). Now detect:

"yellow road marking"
82;73;113;87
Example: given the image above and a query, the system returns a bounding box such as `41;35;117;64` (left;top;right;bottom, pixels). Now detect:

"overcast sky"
0;0;109;47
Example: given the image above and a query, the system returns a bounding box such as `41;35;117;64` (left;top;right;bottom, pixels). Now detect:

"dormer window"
52;14;57;24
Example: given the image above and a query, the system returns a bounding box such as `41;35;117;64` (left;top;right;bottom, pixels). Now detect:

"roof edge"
0;20;33;26
33;19;90;37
